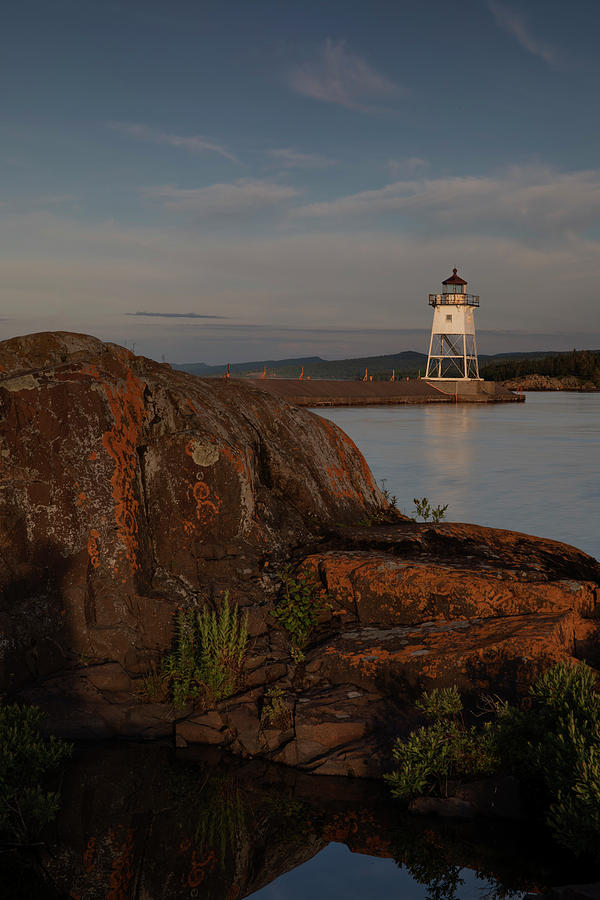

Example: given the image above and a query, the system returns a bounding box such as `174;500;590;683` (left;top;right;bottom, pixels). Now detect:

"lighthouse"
425;268;481;380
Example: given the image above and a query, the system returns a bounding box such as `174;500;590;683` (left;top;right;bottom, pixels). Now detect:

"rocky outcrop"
1;332;599;777
502;374;598;392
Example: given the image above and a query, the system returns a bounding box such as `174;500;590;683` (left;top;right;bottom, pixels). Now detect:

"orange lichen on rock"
220;443;246;476
319;417;377;503
191;480;221;525
101;369;146;573
87;529;100;569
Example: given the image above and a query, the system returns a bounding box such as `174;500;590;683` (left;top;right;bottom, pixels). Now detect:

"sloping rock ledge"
1;331;598;777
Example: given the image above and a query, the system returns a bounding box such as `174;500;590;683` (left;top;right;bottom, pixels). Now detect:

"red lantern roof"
442;267;467;286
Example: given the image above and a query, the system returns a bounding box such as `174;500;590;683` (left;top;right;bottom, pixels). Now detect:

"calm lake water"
315;392;600;561
248;393;600;900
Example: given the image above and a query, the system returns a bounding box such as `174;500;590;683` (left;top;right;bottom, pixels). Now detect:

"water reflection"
421;406;477;513
5;742;596;900
315;393;600;558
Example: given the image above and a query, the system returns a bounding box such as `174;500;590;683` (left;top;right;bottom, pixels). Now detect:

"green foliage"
495;661;600;858
271;565;329;652
197;596;249;702
385;687;497;800
0;700;72;843
413;497;449;523
163;607;202;709
162;594;249;709
261;685;292;730
139;662;170;703
480;348;600;385
380;478;398;509
387;664;600;860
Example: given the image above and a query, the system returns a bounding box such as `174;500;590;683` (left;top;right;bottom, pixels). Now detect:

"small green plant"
0;700;72;843
262;685;293;730
413;497;448;523
384;686;497;801
139;662;170;703
271;566;329;654
163;607;202;709
162;594;249;709
380;478;398;509
197;596;249;702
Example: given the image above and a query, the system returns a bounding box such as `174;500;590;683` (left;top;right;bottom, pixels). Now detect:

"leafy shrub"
386;664;600;860
0;701;72;843
495;661;600;858
163;594;249;709
271;566;329;658
384;687;497;800
261;685;292;729
413;497;448;523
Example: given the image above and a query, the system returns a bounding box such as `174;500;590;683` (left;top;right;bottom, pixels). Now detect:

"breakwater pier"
246;378;523;407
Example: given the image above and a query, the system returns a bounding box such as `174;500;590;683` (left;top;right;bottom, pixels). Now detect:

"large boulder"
1;331;599;777
0;331;383;686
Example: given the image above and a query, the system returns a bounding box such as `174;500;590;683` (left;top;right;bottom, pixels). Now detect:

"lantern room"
442;267;467;295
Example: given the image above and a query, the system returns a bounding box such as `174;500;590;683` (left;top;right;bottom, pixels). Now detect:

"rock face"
1;331;599;776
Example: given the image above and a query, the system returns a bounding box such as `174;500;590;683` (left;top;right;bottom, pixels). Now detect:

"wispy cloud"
288;39;404;112
292;165;600;238
387;157;427;178
143;179;300;216
267;148;337;169
488;1;560;66
127;311;228;319
107;122;237;162
2;207;600;361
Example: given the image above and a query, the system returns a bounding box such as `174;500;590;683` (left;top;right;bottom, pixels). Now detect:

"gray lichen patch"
188;440;220;467
1;374;39;392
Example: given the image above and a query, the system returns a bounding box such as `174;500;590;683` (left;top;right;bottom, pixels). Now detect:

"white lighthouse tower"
425;268;481;380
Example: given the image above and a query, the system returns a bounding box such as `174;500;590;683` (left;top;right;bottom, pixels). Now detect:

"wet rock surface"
1;331;599;777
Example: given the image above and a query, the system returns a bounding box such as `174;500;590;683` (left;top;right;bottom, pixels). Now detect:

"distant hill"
173;349;600;382
174;356;324;377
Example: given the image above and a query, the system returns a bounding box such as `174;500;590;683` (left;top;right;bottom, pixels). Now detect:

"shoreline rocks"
502;374;599;392
1;331;599;777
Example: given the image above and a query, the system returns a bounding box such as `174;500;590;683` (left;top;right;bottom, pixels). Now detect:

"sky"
1;0;600;364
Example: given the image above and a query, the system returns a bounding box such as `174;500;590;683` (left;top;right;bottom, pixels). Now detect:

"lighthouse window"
446;314;453;322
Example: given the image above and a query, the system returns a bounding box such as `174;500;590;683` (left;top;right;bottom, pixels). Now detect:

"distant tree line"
480;349;600;384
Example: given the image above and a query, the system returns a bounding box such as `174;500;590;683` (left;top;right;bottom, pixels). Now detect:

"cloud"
107;122;237;162
488;1;560;66
387;157;427;178
142;179;300;215
2;198;600;363
267;148;337;169
127;311;228;319
288;39;404;112
292;165;600;238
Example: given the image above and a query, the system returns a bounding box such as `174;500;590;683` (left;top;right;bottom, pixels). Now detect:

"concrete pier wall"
243;378;523;407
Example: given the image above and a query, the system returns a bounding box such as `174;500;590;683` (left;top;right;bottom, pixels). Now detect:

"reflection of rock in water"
20;743;597;899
